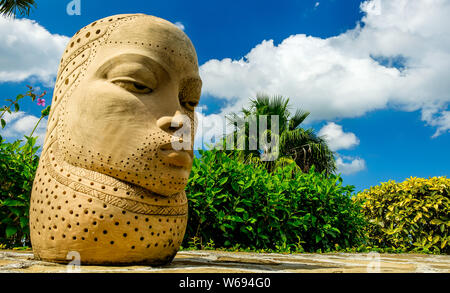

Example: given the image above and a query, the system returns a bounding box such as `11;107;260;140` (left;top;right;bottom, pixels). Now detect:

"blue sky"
0;0;449;192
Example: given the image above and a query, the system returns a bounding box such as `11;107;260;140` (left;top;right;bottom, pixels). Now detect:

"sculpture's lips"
159;143;193;168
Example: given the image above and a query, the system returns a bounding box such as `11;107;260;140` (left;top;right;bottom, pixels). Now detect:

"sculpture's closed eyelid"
106;63;158;89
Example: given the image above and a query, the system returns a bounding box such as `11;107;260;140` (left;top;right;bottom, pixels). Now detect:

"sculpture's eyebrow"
96;53;167;80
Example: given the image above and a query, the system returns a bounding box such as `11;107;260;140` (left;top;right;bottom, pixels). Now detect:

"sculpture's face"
59;19;201;196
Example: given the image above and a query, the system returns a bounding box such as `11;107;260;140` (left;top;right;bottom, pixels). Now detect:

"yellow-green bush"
356;177;449;254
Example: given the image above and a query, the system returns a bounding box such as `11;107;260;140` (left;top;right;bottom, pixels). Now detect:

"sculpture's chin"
60;147;192;197
144;166;192;196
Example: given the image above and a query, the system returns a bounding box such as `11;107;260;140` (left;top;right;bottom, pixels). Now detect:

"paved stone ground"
1;249;449;273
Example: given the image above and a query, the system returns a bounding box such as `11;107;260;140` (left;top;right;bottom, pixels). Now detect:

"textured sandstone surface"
1;249;449;273
30;13;201;265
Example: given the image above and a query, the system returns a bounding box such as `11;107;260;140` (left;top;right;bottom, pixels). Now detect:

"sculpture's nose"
157;110;186;134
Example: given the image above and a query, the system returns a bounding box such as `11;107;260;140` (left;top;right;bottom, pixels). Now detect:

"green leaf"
9;207;23;217
1;119;5;129
218;177;228;185
231;215;244;223
235;207;245;213
14;102;19;112
6;226;18;238
430;219;444;225
315;234;322;243
41;105;51;117
19;217;28;228
1;199;25;207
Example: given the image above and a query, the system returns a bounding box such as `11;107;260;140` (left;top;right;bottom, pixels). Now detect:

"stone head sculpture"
29;14;201;265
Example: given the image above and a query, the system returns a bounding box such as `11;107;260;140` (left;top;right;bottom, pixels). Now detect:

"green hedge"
355;177;450;254
183;150;367;252
2;142;448;255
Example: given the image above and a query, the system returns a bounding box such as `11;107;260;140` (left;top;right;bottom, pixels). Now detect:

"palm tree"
225;94;336;174
0;0;35;17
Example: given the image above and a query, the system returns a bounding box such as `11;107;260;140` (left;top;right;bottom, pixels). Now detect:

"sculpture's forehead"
105;16;199;73
57;14;199;85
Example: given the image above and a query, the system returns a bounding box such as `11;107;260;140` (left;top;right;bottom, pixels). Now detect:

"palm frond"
288;109;310;130
226;93;336;174
281;128;336;174
0;0;36;17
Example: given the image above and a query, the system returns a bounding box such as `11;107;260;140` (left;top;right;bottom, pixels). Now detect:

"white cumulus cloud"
0;16;69;85
421;107;450;138
318;122;365;174
336;155;366;175
199;0;450;137
318;122;360;151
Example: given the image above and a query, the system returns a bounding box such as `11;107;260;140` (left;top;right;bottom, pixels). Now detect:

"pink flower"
37;98;46;107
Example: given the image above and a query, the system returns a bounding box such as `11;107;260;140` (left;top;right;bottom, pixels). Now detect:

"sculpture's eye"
178;78;201;112
113;80;153;94
180;100;198;111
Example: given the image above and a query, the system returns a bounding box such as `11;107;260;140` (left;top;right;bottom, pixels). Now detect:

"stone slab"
0;249;449;273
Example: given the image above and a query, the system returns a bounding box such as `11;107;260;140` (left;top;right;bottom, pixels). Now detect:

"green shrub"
0;138;40;247
355;177;450;254
184;150;367;252
0;87;48;248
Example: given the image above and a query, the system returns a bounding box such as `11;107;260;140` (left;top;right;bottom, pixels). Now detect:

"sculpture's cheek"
62;79;153;149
